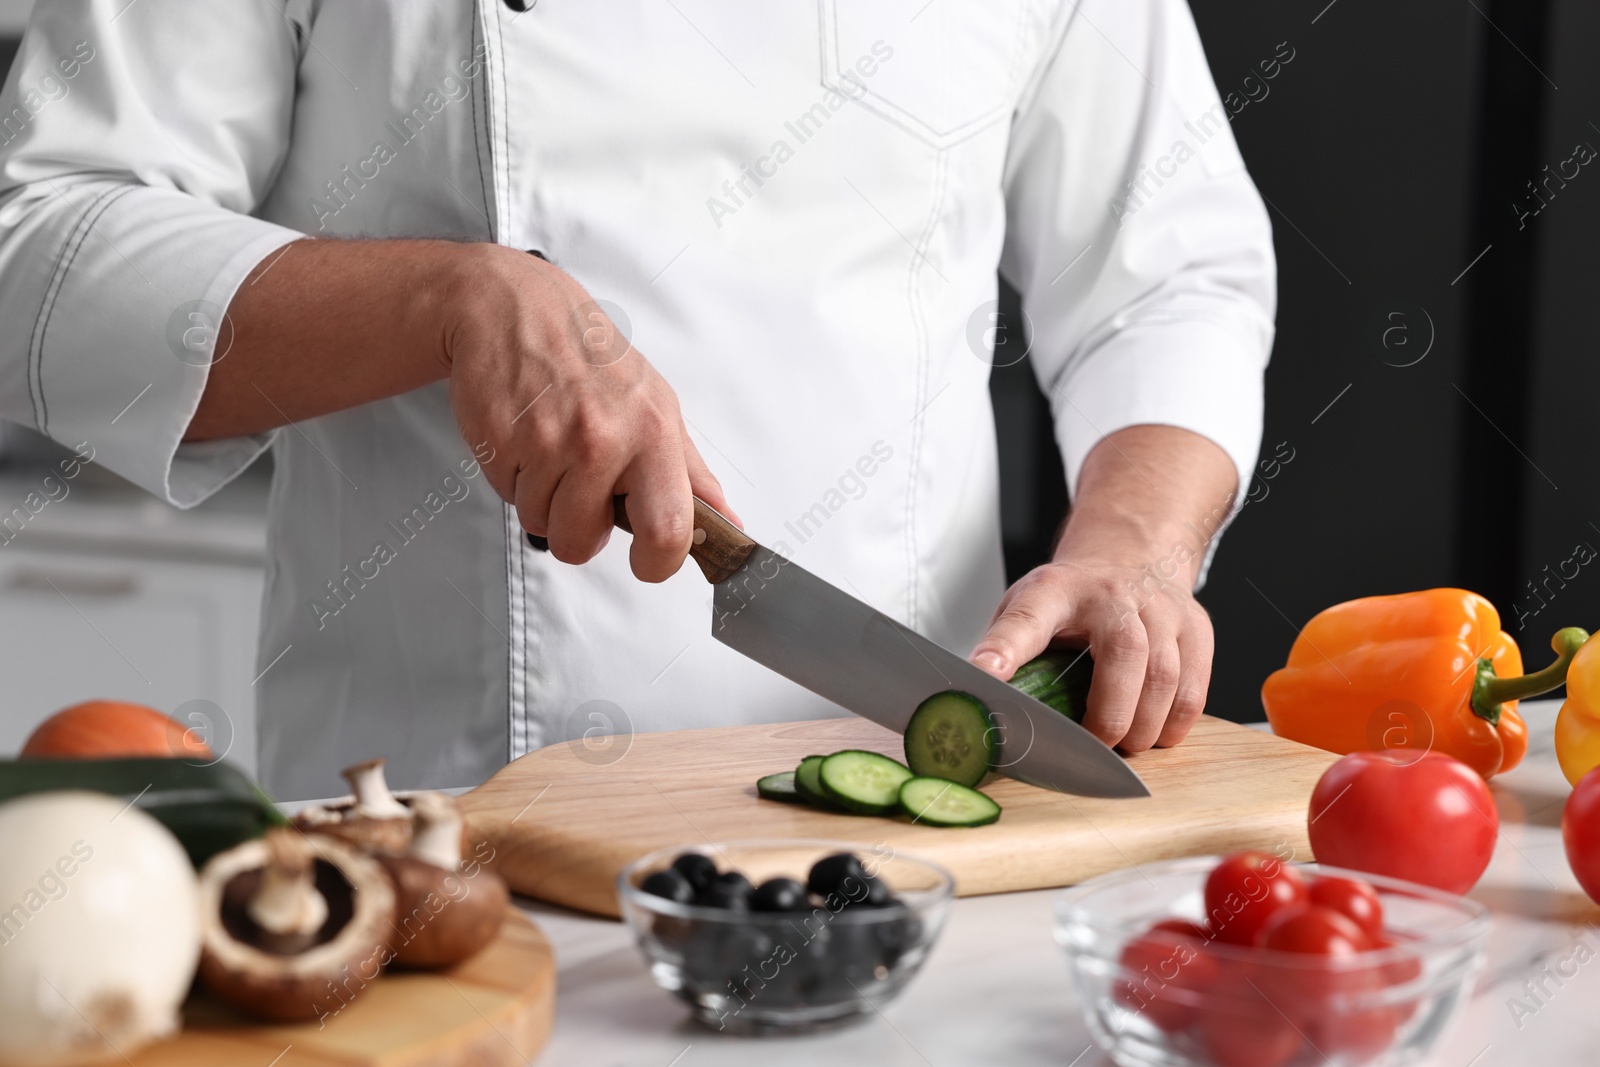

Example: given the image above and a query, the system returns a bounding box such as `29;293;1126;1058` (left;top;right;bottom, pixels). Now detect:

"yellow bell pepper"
1557;635;1600;785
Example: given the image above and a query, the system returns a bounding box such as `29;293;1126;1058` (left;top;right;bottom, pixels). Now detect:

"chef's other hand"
445;245;738;582
969;426;1239;754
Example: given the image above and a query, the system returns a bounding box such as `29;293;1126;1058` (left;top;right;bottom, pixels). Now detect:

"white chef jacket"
0;0;1274;800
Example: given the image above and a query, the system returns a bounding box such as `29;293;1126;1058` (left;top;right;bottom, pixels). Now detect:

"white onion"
0;791;200;1066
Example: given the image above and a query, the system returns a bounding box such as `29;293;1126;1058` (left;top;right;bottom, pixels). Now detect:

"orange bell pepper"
1556;636;1600;785
1261;588;1588;778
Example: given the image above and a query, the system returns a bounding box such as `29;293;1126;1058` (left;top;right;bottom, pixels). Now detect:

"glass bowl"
617;839;954;1033
1055;856;1490;1067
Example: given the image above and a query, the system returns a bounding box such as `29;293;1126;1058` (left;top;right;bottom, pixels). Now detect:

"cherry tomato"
1371;932;1424;1025
1258;902;1372;1001
1259;902;1371;955
1306;932;1407;1063
1199;959;1303;1067
1113;919;1215;1032
1204;850;1308;945
1259;904;1394;1058
1307;751;1497;895
1563;766;1600;905
1308;1005;1399;1064
1308;875;1384;939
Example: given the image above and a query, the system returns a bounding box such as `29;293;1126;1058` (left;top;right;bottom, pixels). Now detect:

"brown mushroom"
379;791;508;968
197;828;396;1022
291;758;413;854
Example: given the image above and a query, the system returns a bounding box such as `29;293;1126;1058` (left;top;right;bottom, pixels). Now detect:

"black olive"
794;923;838;997
681;924;775;997
698;871;752;910
873;909;923;968
670;852;719;894
858;875;894;907
822;871;891;910
786;923;830;987
758;953;808;1007
718;870;753;893
749;877;809;912
641;868;694;904
808;852;867;898
651;912;697;951
805;923;880;999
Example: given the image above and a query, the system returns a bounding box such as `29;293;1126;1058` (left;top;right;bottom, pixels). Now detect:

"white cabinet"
0;462;268;773
0;550;264;770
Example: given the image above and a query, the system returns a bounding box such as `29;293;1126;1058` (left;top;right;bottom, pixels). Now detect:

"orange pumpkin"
20;700;214;760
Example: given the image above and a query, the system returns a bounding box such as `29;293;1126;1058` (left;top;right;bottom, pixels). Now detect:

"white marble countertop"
511;700;1598;1066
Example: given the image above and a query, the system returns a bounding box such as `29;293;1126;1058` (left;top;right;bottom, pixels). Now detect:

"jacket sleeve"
0;0;309;506
1001;0;1276;534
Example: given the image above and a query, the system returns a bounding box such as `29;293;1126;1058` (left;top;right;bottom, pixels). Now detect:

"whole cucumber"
0;757;285;867
1009;648;1093;723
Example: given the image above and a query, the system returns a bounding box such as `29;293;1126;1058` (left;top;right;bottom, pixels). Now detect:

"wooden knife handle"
610;495;755;584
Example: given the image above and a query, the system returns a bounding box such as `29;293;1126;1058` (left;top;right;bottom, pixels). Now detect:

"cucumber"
756;771;804;804
794;755;838;809
0;757;286;867
818;750;914;815
1009;647;1093;723
903;690;995;787
899;775;1002;827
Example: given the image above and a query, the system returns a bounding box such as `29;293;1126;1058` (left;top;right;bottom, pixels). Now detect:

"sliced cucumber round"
794;755;838;809
818;750;914;815
756;771;804;804
899;776;1002;827
903;690;996;787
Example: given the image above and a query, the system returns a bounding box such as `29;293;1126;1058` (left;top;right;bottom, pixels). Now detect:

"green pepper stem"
1471;626;1591;724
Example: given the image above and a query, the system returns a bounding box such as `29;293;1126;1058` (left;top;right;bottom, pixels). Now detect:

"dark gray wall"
992;1;1588;723
1519;0;1600;652
1190;1;1479;720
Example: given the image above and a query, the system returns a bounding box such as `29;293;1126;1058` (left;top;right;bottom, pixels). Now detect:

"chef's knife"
527;498;1149;798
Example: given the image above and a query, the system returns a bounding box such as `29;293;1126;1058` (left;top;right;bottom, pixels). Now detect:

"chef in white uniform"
0;0;1273;799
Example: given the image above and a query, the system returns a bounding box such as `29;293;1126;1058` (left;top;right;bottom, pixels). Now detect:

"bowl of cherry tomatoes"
1054;851;1489;1067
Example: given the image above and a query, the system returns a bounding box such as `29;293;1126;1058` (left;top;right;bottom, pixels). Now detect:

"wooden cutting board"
129;908;554;1067
461;715;1339;917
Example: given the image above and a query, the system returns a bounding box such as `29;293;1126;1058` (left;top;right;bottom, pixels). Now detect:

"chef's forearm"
1055;425;1240;587
185;239;474;440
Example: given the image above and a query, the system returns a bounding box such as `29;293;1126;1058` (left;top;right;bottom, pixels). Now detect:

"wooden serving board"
129;908;554;1067
461;715;1340;917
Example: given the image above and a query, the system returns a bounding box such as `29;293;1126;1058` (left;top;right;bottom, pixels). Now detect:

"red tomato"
1112;919;1215;1032
1307;751;1497;894
1308;875;1384;938
1204;850;1308;945
1563;766;1600;905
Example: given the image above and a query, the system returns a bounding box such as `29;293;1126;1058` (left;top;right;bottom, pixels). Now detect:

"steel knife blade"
561;497;1149;799
710;543;1148;798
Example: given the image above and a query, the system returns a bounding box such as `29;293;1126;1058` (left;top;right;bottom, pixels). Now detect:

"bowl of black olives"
616;839;954;1033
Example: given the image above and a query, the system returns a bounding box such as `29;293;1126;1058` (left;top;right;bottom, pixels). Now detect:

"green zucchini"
903;690;995;787
0;757;285;867
899;776;1002;827
1009;647;1093;723
818;750;914;815
756;771;804;804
